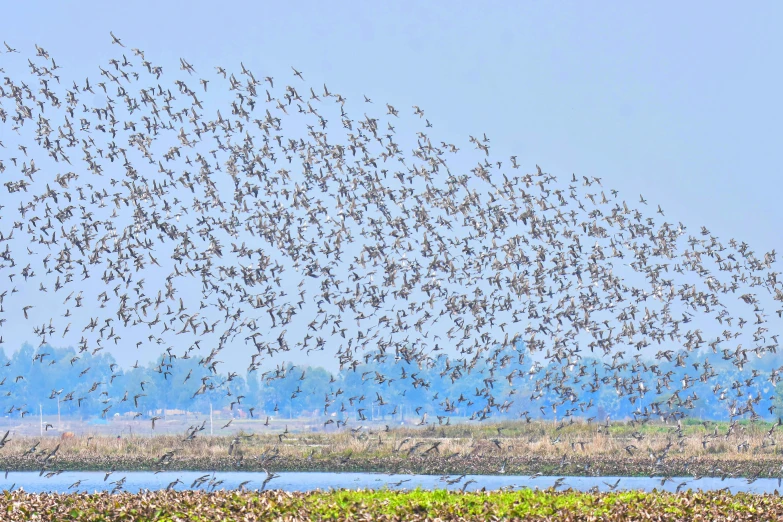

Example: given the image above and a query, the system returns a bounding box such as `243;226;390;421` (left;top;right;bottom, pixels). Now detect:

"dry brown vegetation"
2;419;783;477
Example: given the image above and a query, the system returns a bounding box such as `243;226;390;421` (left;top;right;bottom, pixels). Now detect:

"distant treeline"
0;342;780;423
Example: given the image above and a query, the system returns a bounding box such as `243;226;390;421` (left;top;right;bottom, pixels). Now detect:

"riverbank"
2;420;782;478
2;488;780;521
2;453;783;479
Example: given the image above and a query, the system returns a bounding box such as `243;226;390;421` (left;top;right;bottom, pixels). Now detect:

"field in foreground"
2;488;781;521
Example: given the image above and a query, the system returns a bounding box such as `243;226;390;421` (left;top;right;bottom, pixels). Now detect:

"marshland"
3;489;783;521
1;1;781;520
3;419;783;479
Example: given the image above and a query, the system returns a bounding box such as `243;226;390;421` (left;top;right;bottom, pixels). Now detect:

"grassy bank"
3;419;783;477
3;453;783;480
2;488;782;521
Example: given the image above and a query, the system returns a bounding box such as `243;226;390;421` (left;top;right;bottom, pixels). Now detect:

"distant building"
151;409;188;416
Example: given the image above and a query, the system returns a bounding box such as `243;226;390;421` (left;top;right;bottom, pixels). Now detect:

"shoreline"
3;454;782;479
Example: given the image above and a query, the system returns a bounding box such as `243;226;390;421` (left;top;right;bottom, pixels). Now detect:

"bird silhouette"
0;35;779;495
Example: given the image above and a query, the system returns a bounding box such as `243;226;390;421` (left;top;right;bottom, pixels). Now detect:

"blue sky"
4;1;776;247
0;1;781;371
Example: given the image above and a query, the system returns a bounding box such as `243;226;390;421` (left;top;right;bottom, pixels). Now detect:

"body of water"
1;471;781;495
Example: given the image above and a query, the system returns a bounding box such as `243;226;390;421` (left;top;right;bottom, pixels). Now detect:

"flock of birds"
0;32;781;493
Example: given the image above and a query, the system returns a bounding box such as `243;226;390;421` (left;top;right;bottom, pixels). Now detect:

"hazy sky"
2;1;778;246
1;1;781;371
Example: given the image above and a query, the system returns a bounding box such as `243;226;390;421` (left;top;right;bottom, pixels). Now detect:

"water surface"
2;471;781;495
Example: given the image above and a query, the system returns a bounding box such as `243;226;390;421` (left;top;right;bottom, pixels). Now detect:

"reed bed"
3;420;783;477
1;488;782;521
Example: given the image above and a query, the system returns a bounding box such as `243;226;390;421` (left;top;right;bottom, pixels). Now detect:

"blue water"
2;471;781;494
